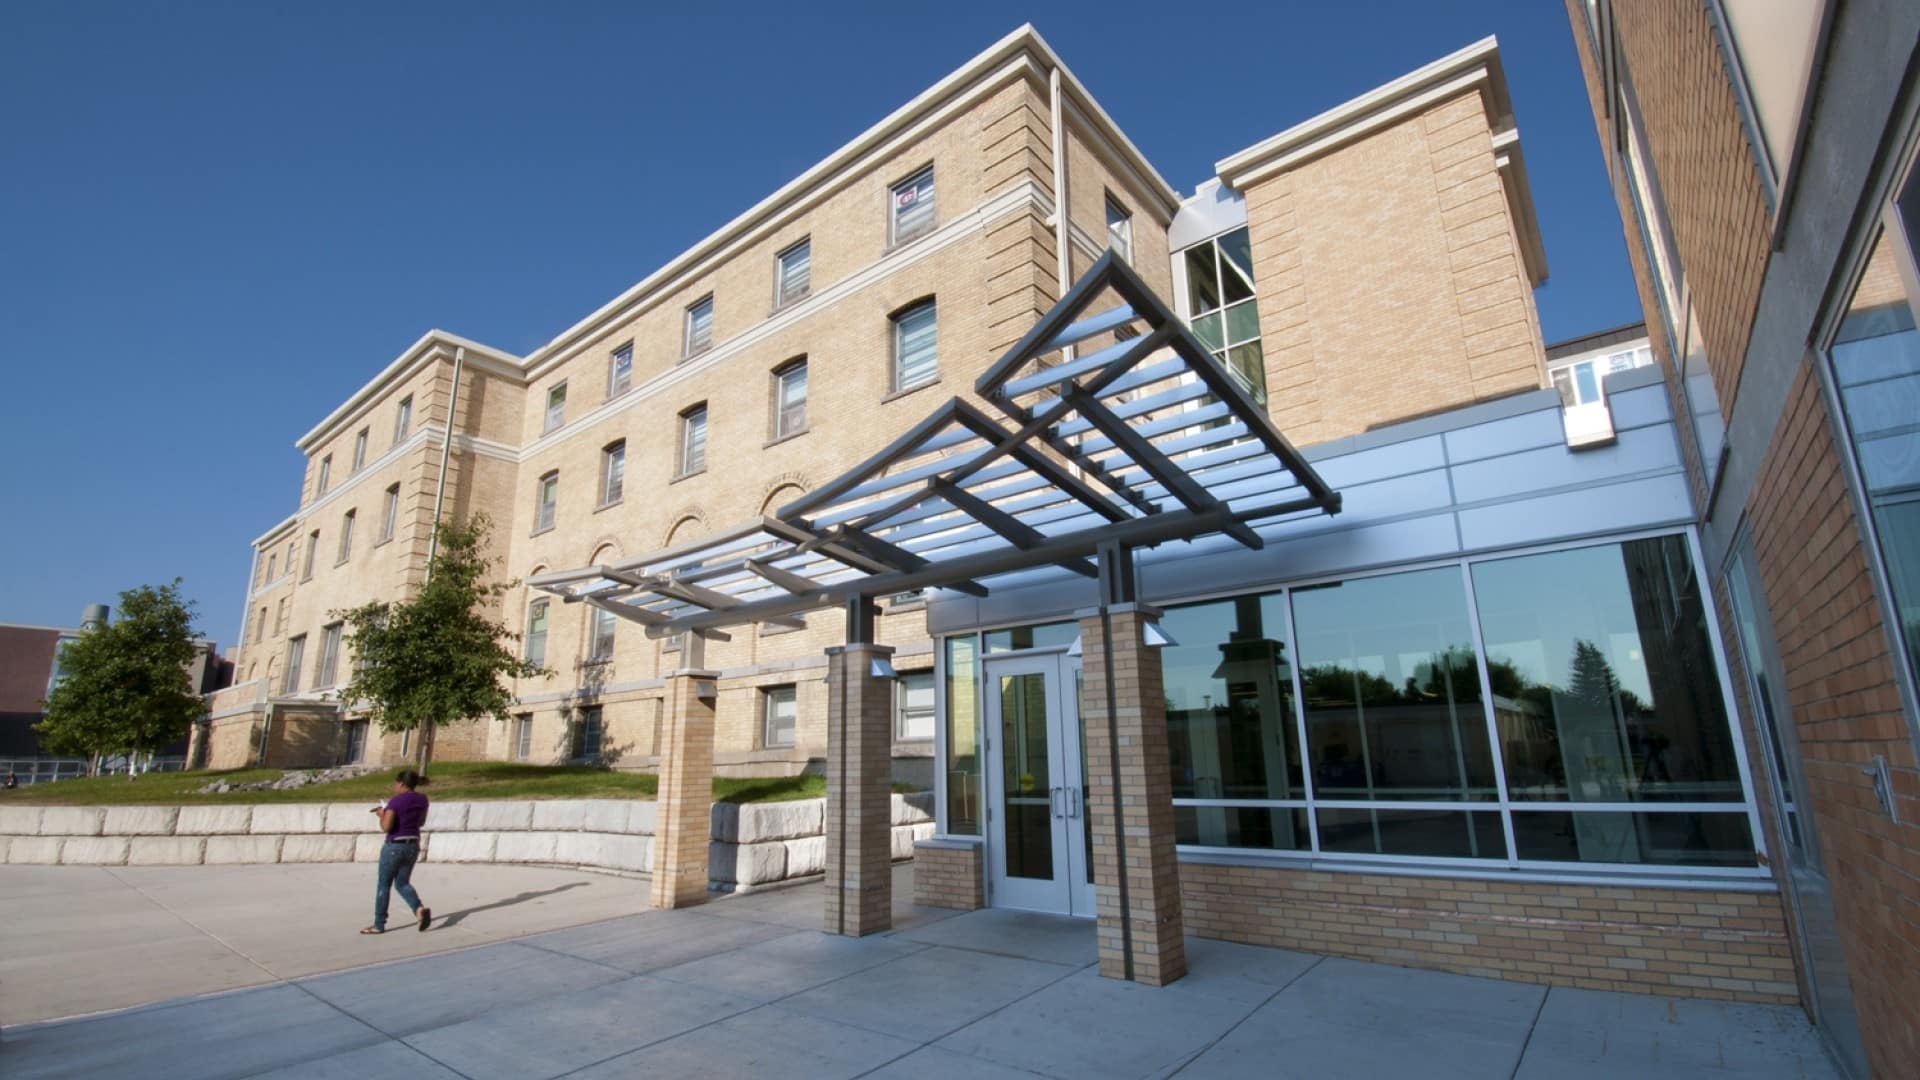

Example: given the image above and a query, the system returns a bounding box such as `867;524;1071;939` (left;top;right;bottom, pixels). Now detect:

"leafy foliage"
36;581;203;762
333;514;549;767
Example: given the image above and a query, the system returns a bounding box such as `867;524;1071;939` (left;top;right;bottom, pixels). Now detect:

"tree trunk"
415;721;436;773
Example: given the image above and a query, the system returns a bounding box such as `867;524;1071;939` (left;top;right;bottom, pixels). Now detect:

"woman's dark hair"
396;769;430;790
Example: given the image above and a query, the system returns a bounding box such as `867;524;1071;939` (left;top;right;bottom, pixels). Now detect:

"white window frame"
763;684;797;748
891;300;938;393
773;359;807;440
544;382;567;434
283;635;306;694
525;599;549;668
316;455;332;496
679;405;707;477
895;670;935;742
514;715;533;761
336;510;355;564
890;164;936;246
776;238;811;308
303;530;319;580
317;622;343;690
684;296;714;358
535;472;559;533
608;344;633;398
588;605;616;662
394;395;412;445
1105;194;1133;263
380;484;400;544
351;428;368;473
600;441;626;506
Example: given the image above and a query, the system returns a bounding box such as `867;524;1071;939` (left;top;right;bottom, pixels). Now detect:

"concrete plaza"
1;863;1841;1079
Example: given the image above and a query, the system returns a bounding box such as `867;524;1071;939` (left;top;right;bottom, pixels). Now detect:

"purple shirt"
385;790;429;839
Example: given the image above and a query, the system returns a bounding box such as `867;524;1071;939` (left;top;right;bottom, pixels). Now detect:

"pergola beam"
932;480;1096;578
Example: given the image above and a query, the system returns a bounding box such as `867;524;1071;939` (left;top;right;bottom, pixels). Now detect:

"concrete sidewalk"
0;862;652;1024
2;864;1841;1079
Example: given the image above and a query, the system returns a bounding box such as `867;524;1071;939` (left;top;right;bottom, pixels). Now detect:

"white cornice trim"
1493;129;1549;286
521;24;1177;378
279;427;438;526
516;180;1051;461
295;331;523;453
1214;36;1515;189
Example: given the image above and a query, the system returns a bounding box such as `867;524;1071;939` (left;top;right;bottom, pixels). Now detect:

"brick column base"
824;643;894;936
912;837;984;910
650;670;717;909
1080;604;1186;985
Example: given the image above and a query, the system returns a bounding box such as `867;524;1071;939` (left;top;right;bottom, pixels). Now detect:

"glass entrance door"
984;653;1093;915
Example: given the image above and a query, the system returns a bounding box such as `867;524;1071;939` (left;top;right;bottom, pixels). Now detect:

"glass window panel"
537;475;558;532
999;672;1053;880
681;408;707;474
590;605;615;660
573;706;603;760
1293;568;1498;802
686;298;713;356
1176;805;1310;851
1574;362;1601;403
609;346;633;396
897;671;935;741
778;240;810;305
776;362;807;437
983;621;1078;654
1224;299;1261;347
1316;808;1507;860
1219;230;1254;305
1725;551;1803;852
1551;368;1577;408
1227;342;1267;406
1511;810;1754;867
1106;197;1132;263
894;302;938;390
1192;311;1225;352
545;383;566;433
284;636;305;694
526;601;548;668
764;685;797;747
394;396;412;444
1161;595;1303;801
1185;243;1222;314
514;716;532;761
892;167;935;243
945;636;981;835
601;443;625;504
1471;536;1746;805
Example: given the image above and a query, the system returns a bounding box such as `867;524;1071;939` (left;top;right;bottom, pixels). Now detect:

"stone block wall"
1180;860;1796;1004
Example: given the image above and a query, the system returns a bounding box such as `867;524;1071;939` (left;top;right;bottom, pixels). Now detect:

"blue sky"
0;1;1635;648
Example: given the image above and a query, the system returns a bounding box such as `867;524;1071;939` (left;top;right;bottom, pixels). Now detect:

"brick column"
1079;603;1185;985
650;668;717;909
823;643;894;936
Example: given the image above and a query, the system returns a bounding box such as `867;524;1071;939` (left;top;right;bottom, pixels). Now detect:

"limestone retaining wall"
0;794;935;891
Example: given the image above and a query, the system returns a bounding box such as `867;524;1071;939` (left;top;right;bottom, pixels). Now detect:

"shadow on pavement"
436;880;593;928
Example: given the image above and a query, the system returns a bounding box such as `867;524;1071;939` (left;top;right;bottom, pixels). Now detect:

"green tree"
37;581;203;775
334;514;549;769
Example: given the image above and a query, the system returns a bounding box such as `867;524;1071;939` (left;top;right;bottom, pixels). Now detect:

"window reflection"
945;636;980;835
983;621;1077;654
1472;536;1744;806
1293;568;1498;802
1318;808;1505;860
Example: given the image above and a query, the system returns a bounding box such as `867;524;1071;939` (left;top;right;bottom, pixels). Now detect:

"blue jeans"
373;840;422;930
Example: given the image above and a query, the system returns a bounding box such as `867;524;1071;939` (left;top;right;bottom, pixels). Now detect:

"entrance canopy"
528;253;1341;638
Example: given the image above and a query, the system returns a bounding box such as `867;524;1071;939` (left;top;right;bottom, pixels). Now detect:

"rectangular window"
891;165;935;245
895;671;935;741
776;238;811;307
394;396;412;445
773;360;807;439
381;484;400;543
255;606;267;644
945;635;980;835
684;296;714;358
589;605;616;661
337;510;355;563
344;719;368;763
1106;195;1133;263
600;442;625;506
317;622;343;689
535;472;558;533
316;455;332;497
265;554;277;582
608;344;633;398
544;383;567;434
525;600;549;668
351;428;368;472
283;635;306;694
572;706;603;761
275;598;287;635
303;530;319;580
892;300;938;392
514;715;533;762
1182;227;1266;406
763;684;797;747
679;405;707;476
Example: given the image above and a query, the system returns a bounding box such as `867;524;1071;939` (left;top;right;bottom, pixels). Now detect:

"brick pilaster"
823;643;894;936
650;669;716;909
1079;604;1185;985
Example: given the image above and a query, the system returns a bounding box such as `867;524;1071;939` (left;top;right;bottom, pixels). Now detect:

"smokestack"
81;604;109;631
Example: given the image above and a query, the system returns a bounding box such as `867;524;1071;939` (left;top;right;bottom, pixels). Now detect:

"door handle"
1067;786;1081;819
1050;786;1064;819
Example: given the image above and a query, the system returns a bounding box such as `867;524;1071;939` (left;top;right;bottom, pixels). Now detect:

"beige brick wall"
1245;89;1546;444
1183;862;1796;1003
912;840;984;910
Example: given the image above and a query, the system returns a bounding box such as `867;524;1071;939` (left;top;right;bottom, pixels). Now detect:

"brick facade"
823;643;895;936
912;838;985;910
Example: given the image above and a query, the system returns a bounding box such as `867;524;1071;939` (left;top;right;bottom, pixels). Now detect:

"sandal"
360;926;384;935
417;907;433;932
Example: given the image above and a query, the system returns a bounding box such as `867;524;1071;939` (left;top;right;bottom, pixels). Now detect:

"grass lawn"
0;763;902;806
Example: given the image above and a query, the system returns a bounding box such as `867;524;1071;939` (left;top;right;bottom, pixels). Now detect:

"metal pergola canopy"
528;252;1342;638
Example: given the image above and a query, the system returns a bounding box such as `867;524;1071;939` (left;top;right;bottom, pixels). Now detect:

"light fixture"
869;656;898;679
1067;634;1082;657
1066;623;1176;656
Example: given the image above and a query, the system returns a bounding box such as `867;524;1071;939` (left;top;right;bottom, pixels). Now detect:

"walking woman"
363;769;433;934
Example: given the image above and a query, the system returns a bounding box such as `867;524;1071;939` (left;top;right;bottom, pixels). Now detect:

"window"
773;359;808;439
589;605;616;662
316;622;343;689
544;382;567;434
1549;348;1654;408
684;296;714;358
945;636;980;835
891;300;938;392
890;165;935;245
380;484;400;543
283;635;306;694
265;554;277;582
572;706;603;761
895;671;935;741
678;405;707;476
599;441;626;506
514;715;533;762
337;510;355;564
1181;227;1266;406
1106;195;1133;263
763;685;797;747
344;719;368;764
608;344;633;398
1706;0;1822;194
393;396;412;445
776;238;811;307
351;428;368;472
316;455;332;496
255;606;267;644
303;530;319;580
525;600;549;668
535;472;558;533
275;598;287;635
